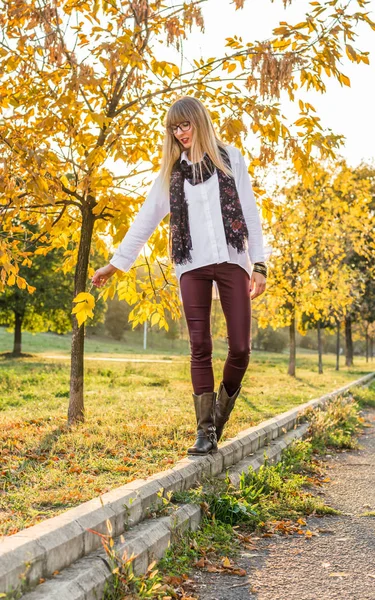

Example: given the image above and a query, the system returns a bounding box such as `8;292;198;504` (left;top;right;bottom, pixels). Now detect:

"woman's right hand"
92;264;118;288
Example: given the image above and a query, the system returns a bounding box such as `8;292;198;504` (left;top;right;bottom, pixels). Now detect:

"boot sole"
187;447;218;456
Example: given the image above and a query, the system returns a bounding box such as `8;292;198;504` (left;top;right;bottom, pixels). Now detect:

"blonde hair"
159;96;233;189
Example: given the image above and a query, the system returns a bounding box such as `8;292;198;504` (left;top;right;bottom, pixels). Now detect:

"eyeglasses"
167;121;191;135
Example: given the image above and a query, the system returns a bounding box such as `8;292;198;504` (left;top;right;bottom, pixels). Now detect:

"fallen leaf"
231;568;247;577
164;575;184;586
206;565;223;573
195;558;205;568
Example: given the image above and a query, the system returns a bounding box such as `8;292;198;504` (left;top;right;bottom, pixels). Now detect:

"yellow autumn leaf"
90;113;105;127
60;175;71;188
72;292;95;327
73;292;95;309
36;177;49;192
16;276;27;289
150;312;161;327
76;308;94;327
339;73;351;87
345;44;357;62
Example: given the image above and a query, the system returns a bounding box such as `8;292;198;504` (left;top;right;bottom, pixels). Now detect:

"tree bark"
345;314;354;367
13;312;23;356
68;207;95;425
335;320;340;371
317;320;323;374
365;329;369;363
288;315;296;376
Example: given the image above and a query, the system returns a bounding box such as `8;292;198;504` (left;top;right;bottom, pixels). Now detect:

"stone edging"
21;421;312;600
1;372;374;596
21;504;202;600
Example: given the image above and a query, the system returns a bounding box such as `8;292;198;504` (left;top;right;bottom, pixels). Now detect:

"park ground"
176;406;375;600
0;328;374;537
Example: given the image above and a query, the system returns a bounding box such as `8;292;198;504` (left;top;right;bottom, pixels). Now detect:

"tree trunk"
335;321;340;371
212;297;218;336
256;321;261;351
68;208;95;425
13;312;23;356
288;315;296;376
345;314;354;367
317;320;323;374
366;330;369;363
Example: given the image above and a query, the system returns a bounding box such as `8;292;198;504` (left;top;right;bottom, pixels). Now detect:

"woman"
92;96;267;456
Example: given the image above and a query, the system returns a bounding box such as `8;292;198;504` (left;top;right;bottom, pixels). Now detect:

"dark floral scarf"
169;146;249;265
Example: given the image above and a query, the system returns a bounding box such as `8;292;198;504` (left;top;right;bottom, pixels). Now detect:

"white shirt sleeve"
232;148;266;264
110;175;170;272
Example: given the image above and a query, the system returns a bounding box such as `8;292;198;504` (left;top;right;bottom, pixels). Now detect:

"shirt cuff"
109;254;135;273
248;250;266;264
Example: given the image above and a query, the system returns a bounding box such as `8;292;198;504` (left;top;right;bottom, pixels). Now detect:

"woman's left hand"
250;272;266;300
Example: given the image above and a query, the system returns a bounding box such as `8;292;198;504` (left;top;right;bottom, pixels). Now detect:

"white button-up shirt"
110;145;266;301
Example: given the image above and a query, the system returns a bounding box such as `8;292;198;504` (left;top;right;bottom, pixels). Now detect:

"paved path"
192;409;375;600
44;354;184;363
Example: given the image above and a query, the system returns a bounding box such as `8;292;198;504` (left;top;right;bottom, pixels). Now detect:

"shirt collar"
180;150;192;165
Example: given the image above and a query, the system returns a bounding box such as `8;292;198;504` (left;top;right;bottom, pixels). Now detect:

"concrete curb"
21;503;201;600
1;371;374;596
20;422;311;600
221;421;310;486
18;420;315;599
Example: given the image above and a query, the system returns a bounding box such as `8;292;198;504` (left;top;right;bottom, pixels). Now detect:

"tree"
360;276;375;363
1;0;374;421
0;251;73;355
165;313;180;348
105;297;132;341
341;163;375;366
258;162;373;376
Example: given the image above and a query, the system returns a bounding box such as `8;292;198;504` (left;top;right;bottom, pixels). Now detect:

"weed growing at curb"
0;568;29;599
143;490;175;521
350;381;375;409
304;394;363;452
158;517;239;577
172;440;338;533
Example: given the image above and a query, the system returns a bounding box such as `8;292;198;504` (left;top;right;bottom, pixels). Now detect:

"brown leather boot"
187;391;218;456
215;382;242;442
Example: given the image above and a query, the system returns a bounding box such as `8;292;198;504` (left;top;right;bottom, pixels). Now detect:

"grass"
100;393;367;599
0;325;193;358
0;327;374;536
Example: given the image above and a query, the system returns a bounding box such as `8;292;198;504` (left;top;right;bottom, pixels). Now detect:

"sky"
155;0;375;168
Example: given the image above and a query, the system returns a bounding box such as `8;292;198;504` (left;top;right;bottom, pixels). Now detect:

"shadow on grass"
1;351;34;359
240;395;263;413
16;424;69;474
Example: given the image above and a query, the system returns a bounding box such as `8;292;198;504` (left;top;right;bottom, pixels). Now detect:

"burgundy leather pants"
180;262;251;396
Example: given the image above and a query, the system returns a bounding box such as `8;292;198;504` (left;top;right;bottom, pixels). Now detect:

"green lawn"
0;329;374;537
0;325;193;357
